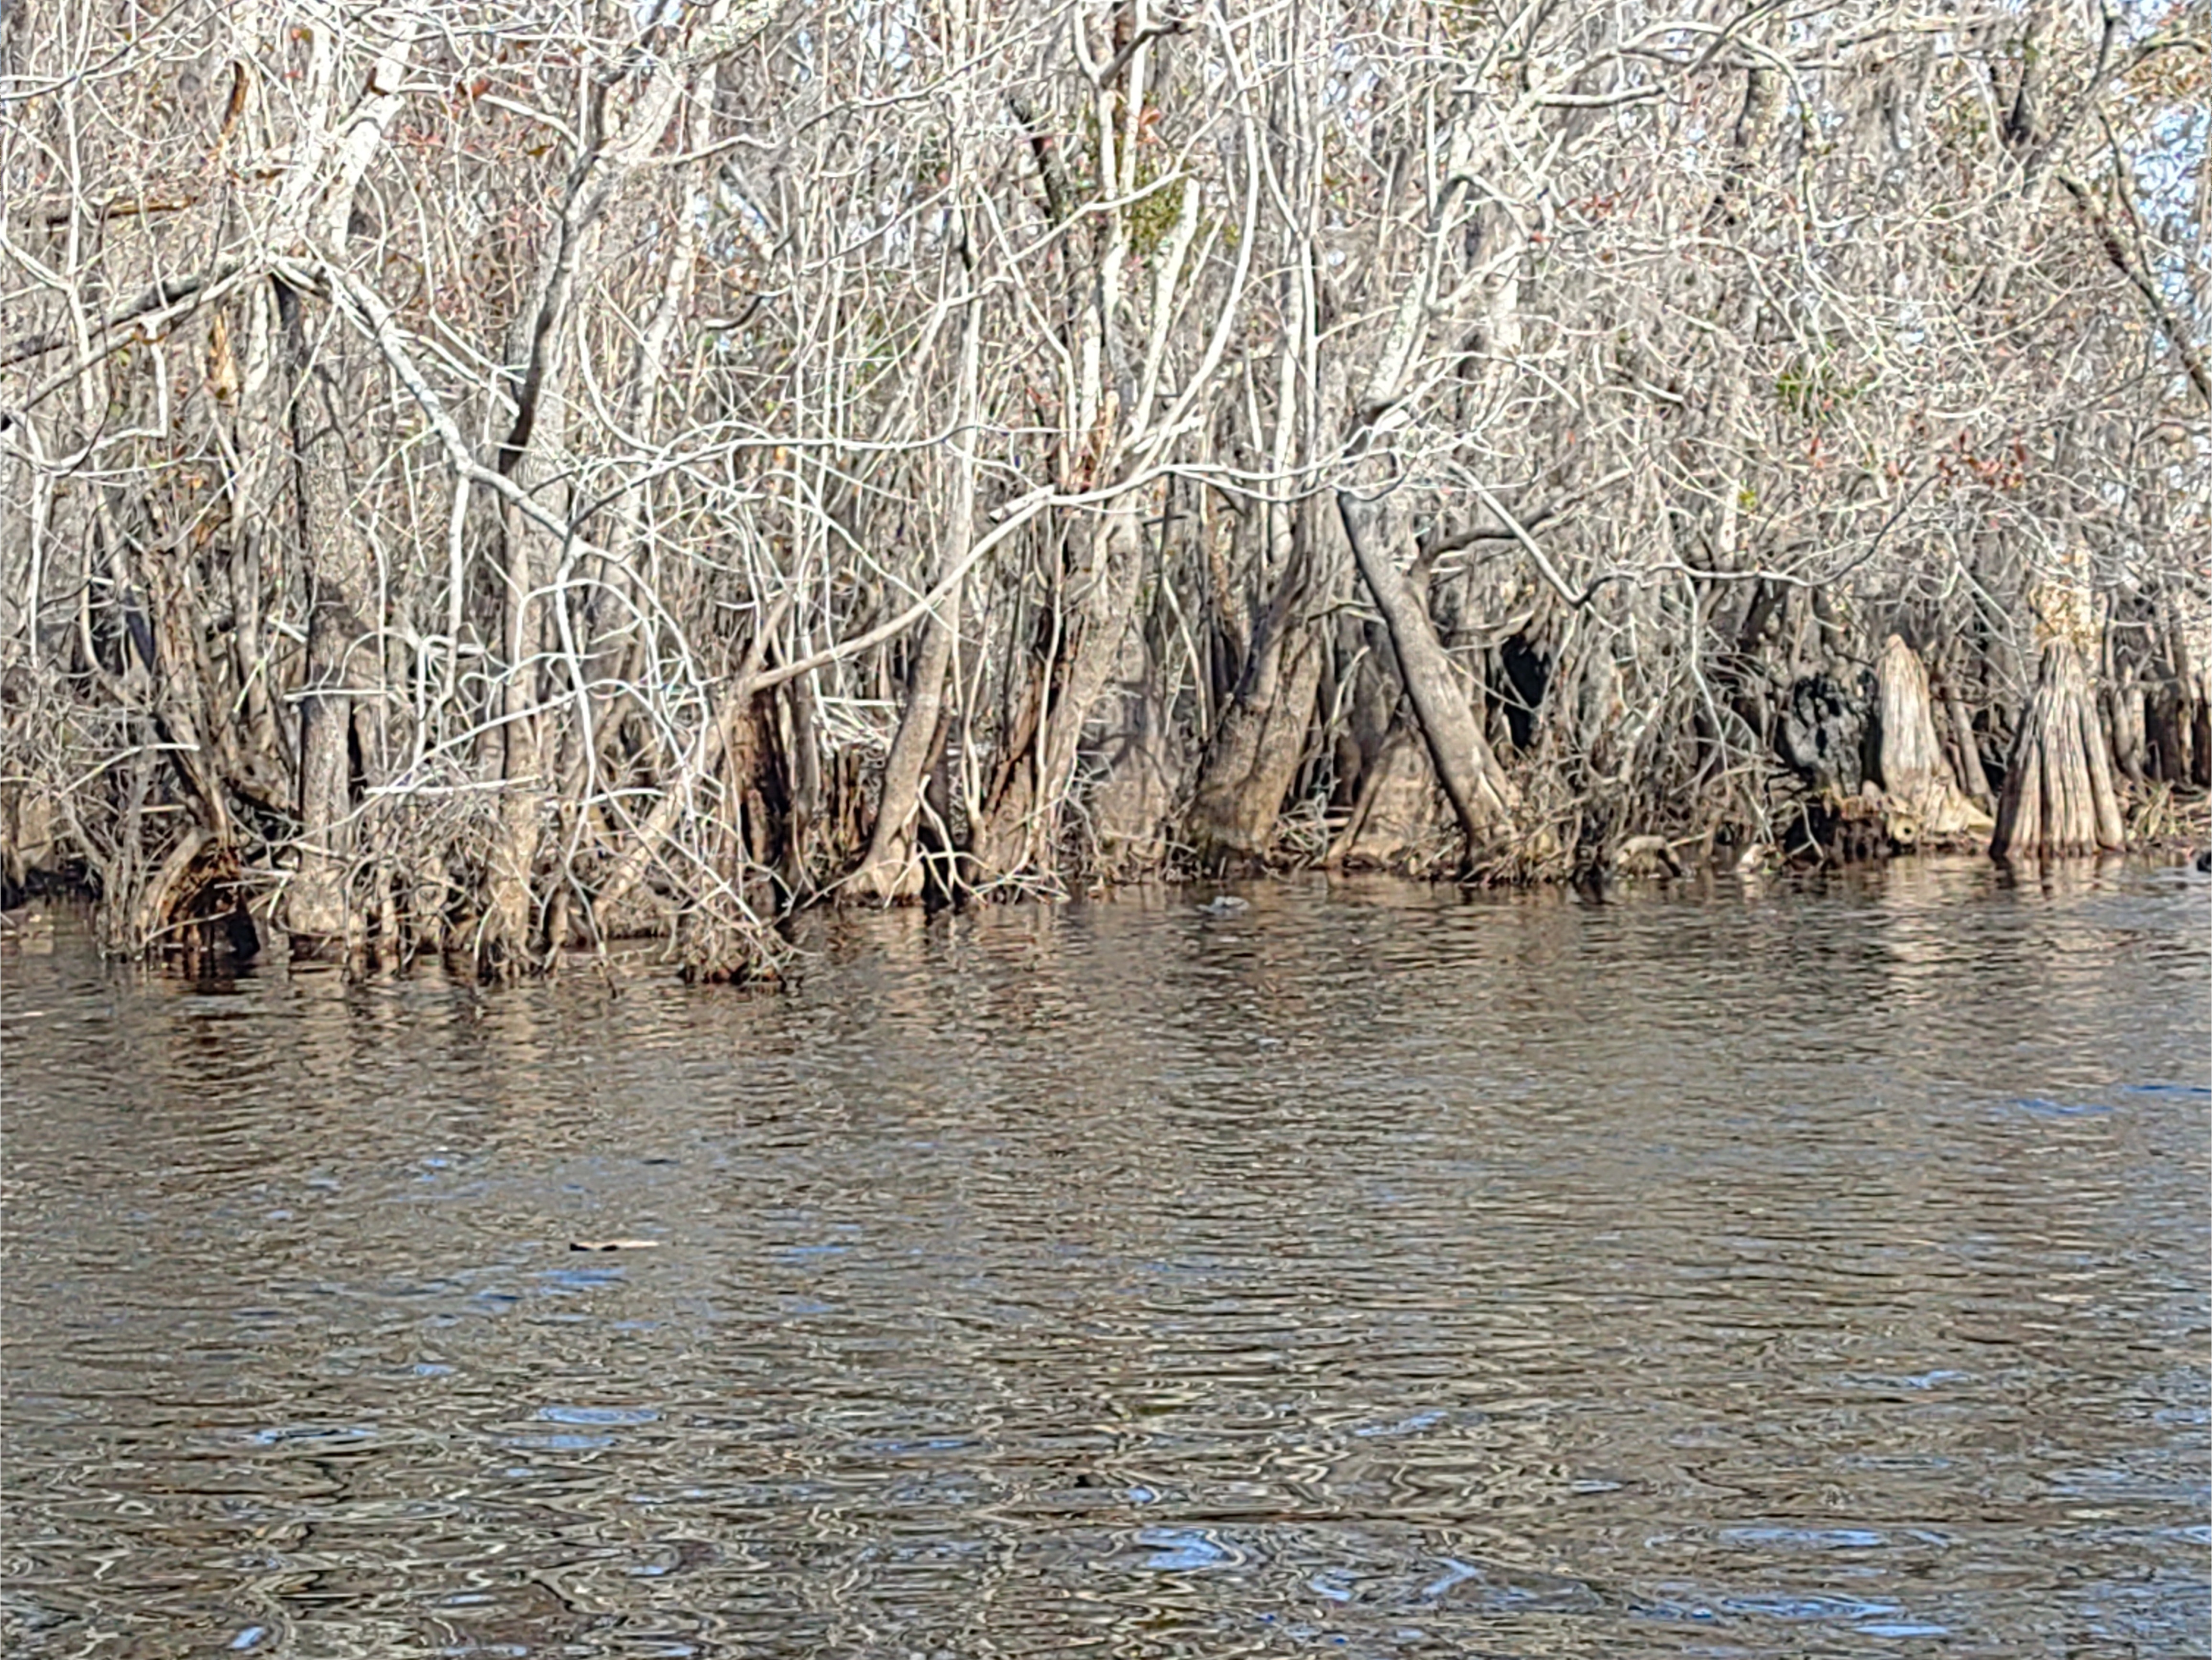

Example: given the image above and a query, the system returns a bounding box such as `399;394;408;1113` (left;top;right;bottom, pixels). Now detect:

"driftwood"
1991;638;2126;858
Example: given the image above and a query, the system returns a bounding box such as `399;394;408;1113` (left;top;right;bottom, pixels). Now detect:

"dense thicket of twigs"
2;0;2206;974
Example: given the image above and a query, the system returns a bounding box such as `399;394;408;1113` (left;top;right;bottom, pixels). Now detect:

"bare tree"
3;0;2204;974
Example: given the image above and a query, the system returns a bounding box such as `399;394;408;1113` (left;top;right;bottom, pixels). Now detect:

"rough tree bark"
1338;495;1517;854
1087;622;1186;873
853;224;983;901
1990;637;2127;858
1023;498;1147;868
1187;525;1325;860
1870;634;1993;841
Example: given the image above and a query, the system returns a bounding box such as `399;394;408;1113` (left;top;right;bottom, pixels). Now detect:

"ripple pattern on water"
3;860;2207;1657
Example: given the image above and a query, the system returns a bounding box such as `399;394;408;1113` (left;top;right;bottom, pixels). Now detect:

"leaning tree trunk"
1337;495;1517;854
1870;634;1992;842
1936;667;1995;808
1990;637;2126;859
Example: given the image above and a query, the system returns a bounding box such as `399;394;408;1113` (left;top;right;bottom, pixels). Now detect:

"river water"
3;860;2207;1659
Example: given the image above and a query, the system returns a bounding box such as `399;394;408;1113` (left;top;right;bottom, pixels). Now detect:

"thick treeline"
1;0;2205;974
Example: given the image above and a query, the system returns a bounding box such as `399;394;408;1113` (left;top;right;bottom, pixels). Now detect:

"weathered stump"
1870;635;1993;841
1991;638;2126;859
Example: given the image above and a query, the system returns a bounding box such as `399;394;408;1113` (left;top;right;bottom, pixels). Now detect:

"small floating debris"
569;1238;662;1252
1197;895;1250;915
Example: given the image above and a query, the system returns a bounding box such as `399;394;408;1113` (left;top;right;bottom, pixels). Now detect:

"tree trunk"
1026;497;1147;868
1187;625;1321;861
283;284;372;952
1328;724;1448;869
853;231;982;901
1990;637;2126;858
478;51;687;972
1337;494;1516;854
2104;660;2147;787
1188;543;1324;860
1937;670;1995;808
1871;634;1992;840
1087;623;1186;875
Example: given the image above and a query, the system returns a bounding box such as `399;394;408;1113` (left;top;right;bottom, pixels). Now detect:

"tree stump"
1991;637;2126;859
1870;635;1993;841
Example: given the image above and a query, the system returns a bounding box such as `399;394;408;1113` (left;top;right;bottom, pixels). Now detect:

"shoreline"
9;842;2206;984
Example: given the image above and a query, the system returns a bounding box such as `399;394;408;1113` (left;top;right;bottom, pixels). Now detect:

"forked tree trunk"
1188;550;1324;860
1991;637;2126;858
852;584;962;900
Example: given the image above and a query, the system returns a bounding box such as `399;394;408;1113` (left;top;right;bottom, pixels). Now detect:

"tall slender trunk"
854;226;984;901
284;284;372;949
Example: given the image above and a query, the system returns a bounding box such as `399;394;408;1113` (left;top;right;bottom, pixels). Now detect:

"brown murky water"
3;860;2208;1659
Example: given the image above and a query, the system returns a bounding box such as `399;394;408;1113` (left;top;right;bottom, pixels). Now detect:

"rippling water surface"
4;859;2208;1658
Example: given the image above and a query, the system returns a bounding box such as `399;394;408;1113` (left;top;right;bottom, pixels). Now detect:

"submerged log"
1991;638;2126;859
1870;635;1993;841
